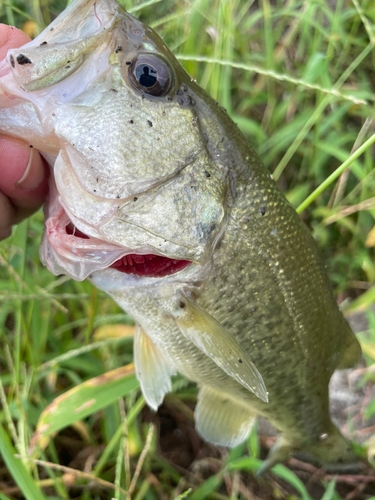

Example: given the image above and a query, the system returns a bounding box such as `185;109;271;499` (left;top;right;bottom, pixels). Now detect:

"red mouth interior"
66;224;191;278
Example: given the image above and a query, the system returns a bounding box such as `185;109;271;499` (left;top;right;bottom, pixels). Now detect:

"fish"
0;0;362;472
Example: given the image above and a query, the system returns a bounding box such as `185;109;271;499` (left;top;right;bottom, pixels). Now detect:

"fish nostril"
16;54;33;65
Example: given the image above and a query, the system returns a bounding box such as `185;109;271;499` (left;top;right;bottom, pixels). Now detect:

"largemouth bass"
0;0;362;471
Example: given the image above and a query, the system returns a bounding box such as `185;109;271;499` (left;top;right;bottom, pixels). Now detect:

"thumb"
0;135;49;209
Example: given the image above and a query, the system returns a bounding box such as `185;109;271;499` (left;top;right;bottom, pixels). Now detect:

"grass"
1;0;375;498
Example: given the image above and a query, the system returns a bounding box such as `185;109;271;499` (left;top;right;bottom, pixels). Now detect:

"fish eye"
128;54;172;97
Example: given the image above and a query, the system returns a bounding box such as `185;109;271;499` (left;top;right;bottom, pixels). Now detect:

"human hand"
0;24;49;241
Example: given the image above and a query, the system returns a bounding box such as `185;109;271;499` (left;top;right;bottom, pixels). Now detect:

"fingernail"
15;147;45;190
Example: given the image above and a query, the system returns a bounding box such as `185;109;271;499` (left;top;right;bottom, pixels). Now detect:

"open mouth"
66;223;191;278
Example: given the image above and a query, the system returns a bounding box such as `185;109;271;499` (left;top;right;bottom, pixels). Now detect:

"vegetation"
1;0;375;498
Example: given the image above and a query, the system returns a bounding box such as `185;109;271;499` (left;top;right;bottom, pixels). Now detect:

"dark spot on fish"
65;65;70;69
147;120;153;127
243;217;249;222
204;171;211;178
190;100;195;106
96;177;99;182
133;29;141;35
116;195;120;199
29;145;33;148
179;301;185;309
17;54;32;65
93;189;96;192
115;46;123;53
184;96;192;105
134;197;138;202
180;84;187;91
166;96;172;101
129;119;134;124
238;358;243;363
67;61;71;64
52;113;56;116
176;89;183;96
259;206;266;216
177;97;184;106
221;106;227;112
110;88;118;92
9;55;15;68
50;27;54;31
125;60;131;65
142;35;148;42
40;41;47;46
214;101;218;105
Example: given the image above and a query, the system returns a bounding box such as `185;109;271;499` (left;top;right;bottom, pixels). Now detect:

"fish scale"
0;0;363;472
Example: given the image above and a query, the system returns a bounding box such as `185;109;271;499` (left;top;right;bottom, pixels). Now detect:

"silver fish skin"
0;0;362;471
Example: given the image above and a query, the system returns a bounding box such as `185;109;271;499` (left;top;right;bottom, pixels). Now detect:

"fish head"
0;0;233;283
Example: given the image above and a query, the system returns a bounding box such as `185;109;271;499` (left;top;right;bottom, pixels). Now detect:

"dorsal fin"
195;385;255;447
134;324;175;410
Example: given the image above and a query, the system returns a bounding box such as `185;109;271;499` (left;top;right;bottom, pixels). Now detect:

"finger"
0;191;15;240
0;135;49;209
0;24;30;60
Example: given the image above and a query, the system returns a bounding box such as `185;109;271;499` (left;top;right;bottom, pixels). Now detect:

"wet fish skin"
0;0;362;470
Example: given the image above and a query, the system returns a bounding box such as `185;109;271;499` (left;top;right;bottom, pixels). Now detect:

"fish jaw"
40;176;195;281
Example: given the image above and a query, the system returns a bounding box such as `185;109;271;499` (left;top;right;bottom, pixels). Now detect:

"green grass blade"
0;423;45;500
272;464;313;500
174;489;192;500
174;55;367;105
187;474;223;500
297;132;375;213
31;364;139;450
128;0;162;14
321;478;337;500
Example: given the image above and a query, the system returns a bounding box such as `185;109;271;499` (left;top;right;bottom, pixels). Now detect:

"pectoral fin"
195;385;255;447
134;324;175;411
176;297;268;402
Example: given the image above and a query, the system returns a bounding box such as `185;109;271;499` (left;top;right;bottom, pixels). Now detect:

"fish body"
0;0;361;470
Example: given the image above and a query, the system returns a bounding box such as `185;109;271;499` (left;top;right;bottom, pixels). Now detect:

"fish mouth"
65;223;191;278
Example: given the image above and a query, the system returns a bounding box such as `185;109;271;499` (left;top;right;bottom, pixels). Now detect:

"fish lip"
42;197;196;281
65;220;194;276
